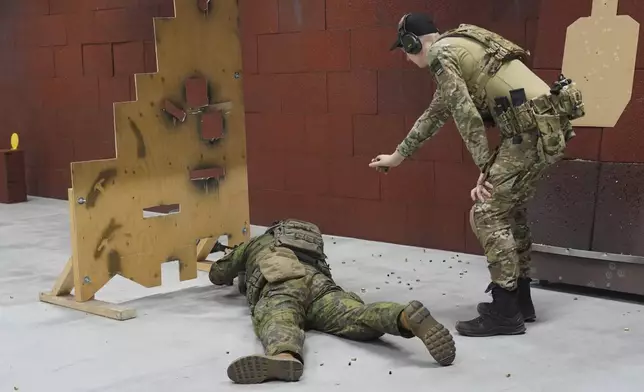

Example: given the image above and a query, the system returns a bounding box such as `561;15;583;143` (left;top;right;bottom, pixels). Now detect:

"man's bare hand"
368;151;405;172
470;172;493;202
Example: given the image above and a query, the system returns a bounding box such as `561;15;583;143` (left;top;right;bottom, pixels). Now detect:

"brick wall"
243;0;644;254
1;0;643;255
0;0;174;199
243;0;541;251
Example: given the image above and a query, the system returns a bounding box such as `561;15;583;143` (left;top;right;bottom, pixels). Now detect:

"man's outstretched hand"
369;151;405;172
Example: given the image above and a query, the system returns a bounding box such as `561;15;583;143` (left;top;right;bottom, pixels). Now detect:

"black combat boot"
456;283;526;337
477;278;536;322
517;277;536;322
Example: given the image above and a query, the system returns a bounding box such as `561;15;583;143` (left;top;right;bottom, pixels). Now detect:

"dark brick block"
284;154;330;196
98;76;131;108
406;204;466;252
351;27;404;70
244;113;306;153
54;45;83;77
380;160;434;205
353;114;406;158
565;127;603;161
327;71;377;114
377;69;434;116
241;34;258;74
0;150;27;204
326;0;428;29
618;0;644;69
527;160;600;250
242;74;281;113
249;189;328;228
591;162;644;256
82;44;113;77
323;196;408;244
433;161;479;209
239;0;279;36
329;157;380;200
258;31;350;74
600;70;644;163
279;73;327;114
278;0;325;32
304;114;353;158
113;41;145;76
533;0;592;69
246;149;286;191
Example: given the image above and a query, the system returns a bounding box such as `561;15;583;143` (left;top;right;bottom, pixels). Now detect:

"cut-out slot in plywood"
561;0;639;128
39;0;250;320
143;203;181;217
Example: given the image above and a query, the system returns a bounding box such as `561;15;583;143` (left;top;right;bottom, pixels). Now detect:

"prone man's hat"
390;12;440;51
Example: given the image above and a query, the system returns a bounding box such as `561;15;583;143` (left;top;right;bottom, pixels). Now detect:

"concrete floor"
1;197;643;392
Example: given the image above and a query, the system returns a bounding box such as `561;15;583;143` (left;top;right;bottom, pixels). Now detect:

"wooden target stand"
39;0;250;320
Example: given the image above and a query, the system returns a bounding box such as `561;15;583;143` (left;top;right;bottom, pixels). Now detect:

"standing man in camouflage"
209;219;456;384
368;13;584;337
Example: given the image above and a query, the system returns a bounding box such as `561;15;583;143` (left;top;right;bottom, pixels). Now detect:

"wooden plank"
50;257;75;296
197;261;213;272
39;292;137;321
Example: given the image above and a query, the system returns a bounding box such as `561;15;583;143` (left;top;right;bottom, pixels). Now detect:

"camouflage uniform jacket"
209;233;336;310
396;25;540;171
208;233;270;287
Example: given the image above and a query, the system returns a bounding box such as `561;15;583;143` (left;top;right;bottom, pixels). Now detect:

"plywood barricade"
561;0;640;127
39;0;250;320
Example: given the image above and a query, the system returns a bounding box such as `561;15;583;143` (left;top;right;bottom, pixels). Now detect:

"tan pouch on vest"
258;246;306;283
534;113;566;165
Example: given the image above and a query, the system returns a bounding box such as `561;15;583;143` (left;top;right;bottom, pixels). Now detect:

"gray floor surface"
1;197;643;392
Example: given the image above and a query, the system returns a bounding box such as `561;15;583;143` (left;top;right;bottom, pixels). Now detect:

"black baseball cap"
390;13;439;51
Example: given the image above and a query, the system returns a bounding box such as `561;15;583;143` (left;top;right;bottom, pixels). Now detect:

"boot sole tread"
406;301;456;366
227;355;303;384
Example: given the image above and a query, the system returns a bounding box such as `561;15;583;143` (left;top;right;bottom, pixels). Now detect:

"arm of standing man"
368;81;451;170
428;44;494;200
428;44;491;170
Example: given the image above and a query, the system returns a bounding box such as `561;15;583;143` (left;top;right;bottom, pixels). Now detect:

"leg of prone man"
226;275;312;384
306;273;456;366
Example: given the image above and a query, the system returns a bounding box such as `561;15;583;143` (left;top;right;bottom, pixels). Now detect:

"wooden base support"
196;236;217;272
39;292;137;321
39;235;221;320
39;256;137;321
196;261;213;272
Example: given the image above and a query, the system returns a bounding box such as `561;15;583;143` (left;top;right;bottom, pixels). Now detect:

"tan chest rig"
245;219;332;309
437;25;584;168
436;24;530;110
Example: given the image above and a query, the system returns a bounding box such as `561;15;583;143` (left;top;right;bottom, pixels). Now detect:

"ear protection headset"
398;13;423;55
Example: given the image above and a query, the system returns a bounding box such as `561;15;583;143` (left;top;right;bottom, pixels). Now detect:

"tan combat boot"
401;301;456;366
226;353;303;384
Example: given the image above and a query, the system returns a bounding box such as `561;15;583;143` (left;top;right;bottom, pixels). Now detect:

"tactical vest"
436;24;530;109
265;219;326;259
245;219;332;310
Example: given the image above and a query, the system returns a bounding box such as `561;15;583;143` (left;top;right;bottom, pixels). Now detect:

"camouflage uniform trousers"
251;269;414;361
470;130;554;291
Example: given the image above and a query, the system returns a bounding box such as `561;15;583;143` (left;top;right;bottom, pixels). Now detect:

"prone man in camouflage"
208;219;456;384
368;13;585;337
